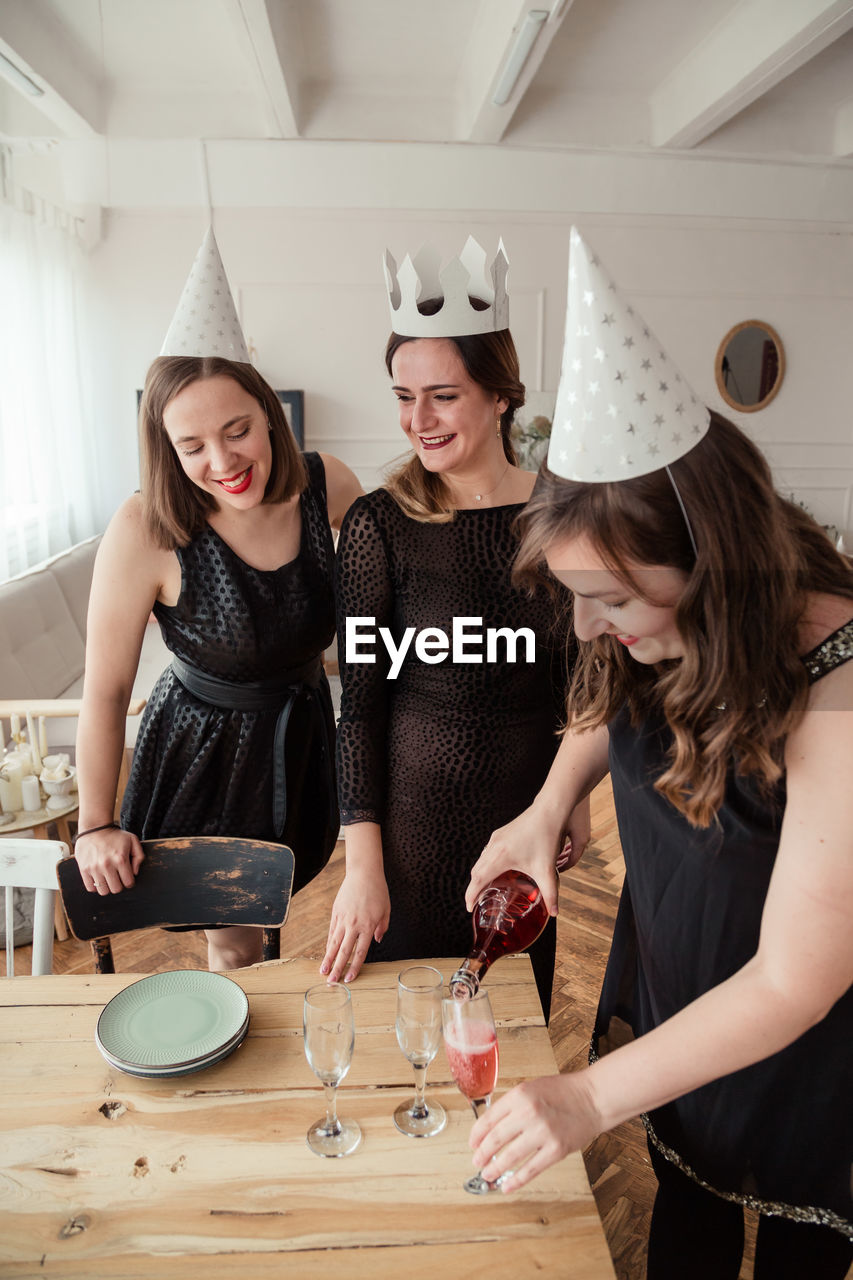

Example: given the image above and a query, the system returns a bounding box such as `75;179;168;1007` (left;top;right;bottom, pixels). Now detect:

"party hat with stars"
160;227;250;361
547;228;710;482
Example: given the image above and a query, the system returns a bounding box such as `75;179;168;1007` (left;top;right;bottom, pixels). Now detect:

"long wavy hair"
139;356;307;549
515;411;853;827
383;313;524;523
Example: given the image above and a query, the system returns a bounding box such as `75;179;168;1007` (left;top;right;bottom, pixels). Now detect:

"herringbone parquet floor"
5;778;777;1278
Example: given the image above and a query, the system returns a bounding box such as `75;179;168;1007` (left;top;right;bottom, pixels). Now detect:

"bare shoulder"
96;495;174;598
787;598;853;751
319;453;364;530
102;494;155;549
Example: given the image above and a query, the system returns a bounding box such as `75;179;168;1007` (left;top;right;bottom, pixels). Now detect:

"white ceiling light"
491;9;549;107
0;50;43;97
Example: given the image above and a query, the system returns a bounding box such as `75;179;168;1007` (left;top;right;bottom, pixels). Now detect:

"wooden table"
0;955;615;1278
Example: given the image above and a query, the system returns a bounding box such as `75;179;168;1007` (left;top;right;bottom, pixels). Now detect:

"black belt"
170;655;332;841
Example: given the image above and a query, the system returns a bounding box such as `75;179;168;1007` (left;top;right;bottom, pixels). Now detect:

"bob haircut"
515;411;853;827
383;307;525;523
139;356;307;549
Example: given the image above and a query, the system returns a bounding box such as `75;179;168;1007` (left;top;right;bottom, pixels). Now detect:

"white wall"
85;205;853;540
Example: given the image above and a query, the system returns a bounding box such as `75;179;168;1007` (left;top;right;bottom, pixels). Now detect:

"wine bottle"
449;869;549;998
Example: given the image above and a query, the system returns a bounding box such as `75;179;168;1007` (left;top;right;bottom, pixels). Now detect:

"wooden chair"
1;838;70;976
57;836;294;974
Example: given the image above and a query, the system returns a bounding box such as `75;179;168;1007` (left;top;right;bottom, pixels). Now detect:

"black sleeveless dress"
335;488;574;1013
594;617;853;1239
122;452;338;895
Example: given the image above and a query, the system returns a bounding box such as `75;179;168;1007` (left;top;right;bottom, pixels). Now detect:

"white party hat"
160;227;250;361
384;236;509;337
547;228;710;482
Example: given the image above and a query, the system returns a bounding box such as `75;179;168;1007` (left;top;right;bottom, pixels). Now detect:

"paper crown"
547;227;710;483
160;227;250;361
383;236;509;338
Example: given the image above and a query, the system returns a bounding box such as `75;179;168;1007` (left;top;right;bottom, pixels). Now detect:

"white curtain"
0;184;99;581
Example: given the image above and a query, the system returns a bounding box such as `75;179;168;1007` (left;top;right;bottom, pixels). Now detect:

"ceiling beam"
223;0;301;138
458;0;573;145
0;0;103;137
650;0;853;150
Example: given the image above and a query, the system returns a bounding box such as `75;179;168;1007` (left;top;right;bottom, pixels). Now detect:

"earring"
267;420;272;433
496;418;502;437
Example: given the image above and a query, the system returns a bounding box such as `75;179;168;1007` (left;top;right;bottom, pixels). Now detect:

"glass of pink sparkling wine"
441;987;501;1195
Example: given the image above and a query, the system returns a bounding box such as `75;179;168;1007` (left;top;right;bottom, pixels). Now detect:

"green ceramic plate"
96;970;249;1069
97;1018;249;1078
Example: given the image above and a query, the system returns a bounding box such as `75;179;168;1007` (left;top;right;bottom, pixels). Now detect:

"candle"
20;774;41;812
26;712;42;774
0;759;24;813
39;716;48;757
10;713;21;742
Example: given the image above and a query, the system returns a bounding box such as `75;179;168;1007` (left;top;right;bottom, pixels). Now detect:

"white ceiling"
2;0;853;163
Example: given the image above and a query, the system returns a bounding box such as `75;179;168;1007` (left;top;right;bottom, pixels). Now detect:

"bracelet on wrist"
73;821;120;847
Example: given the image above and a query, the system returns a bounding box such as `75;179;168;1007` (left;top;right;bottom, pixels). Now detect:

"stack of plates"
95;970;250;1078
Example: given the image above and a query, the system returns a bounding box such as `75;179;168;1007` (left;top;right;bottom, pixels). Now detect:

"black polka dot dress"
122;452;338;894
335;488;574;1013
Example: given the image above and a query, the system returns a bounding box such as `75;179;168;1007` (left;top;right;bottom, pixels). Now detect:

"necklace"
471;462;510;503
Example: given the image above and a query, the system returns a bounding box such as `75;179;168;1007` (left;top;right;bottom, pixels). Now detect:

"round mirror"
714;320;784;413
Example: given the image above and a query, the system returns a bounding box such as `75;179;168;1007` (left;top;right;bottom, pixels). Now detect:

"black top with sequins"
596;613;853;1235
335;487;574;992
122;452;337;893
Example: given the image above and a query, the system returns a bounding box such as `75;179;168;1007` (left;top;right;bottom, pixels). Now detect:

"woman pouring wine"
465;229;853;1278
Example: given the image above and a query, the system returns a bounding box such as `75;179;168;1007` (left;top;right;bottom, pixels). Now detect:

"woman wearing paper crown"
320;237;588;1017
465;230;853;1276
74;229;362;970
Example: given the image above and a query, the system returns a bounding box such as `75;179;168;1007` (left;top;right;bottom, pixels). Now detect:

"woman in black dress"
75;234;361;970
466;230;853;1277
321;241;588;1018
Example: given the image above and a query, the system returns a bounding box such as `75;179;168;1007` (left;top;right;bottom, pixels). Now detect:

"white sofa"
0;535;170;750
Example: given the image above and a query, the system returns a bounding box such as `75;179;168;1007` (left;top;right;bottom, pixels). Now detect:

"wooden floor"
5;780;776;1278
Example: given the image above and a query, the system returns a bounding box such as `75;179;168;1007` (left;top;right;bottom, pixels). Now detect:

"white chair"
1;838;70;976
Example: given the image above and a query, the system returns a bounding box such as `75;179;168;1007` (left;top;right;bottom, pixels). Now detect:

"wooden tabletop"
0;955;615;1278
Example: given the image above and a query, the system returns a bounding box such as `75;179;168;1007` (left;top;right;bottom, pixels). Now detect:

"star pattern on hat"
160;228;250;361
547;228;710;482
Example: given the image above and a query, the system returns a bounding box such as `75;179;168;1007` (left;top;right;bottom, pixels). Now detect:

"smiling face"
546;534;688;663
161;374;272;510
390;338;508;476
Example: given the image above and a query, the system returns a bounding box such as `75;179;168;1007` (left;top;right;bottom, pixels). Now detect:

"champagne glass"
303;983;362;1157
441;988;501;1194
393;965;447;1138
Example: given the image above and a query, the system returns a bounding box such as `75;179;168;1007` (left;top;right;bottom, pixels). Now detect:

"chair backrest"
57;836;295;973
0;838;70;977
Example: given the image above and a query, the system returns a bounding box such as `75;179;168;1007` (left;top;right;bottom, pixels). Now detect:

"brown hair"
138;356;307;548
383;317;524;523
515;411;853;826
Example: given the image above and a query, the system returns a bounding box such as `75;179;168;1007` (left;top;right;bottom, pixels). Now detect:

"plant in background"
512;413;552;471
787;494;841;547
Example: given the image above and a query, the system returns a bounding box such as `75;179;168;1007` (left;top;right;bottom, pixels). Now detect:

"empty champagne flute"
441;987;501;1194
303;983;362;1157
394;965;447;1138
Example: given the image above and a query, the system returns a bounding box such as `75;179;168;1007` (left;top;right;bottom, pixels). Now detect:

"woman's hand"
469;1070;602;1193
465;803;566;917
321;866;391;983
73;827;145;894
